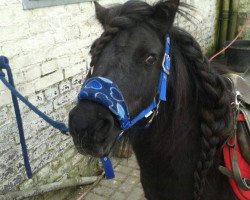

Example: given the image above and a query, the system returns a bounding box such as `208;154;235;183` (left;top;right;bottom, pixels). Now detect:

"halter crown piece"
78;34;171;179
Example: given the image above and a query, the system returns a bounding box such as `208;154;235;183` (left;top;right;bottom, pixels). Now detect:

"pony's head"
69;0;180;157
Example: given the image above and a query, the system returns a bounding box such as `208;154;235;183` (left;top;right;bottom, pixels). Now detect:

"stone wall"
0;0;218;199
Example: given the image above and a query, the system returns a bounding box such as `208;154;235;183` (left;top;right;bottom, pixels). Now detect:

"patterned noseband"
78;77;130;129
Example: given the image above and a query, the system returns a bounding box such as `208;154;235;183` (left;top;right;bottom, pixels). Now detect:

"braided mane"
90;1;233;199
171;29;232;199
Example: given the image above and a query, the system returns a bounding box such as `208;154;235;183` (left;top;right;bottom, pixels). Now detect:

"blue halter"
78;34;171;179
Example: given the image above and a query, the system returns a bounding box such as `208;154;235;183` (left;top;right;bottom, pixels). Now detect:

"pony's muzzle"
68;100;117;157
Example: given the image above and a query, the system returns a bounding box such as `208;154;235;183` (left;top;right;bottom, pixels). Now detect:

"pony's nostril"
95;119;106;132
69;109;89;136
93;117;114;142
95;118;111;132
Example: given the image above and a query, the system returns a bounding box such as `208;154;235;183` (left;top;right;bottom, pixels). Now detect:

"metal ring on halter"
118;130;125;138
162;66;170;75
226;134;236;148
243;178;250;189
161;53;170;75
227;91;242;148
235;91;241;110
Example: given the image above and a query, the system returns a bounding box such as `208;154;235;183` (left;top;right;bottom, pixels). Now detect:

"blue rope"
0;56;32;178
0;56;69;178
0;57;69;134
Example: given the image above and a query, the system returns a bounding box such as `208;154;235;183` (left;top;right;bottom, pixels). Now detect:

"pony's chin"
74;143;111;158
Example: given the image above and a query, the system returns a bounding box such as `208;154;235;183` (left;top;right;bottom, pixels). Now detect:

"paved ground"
84;155;146;200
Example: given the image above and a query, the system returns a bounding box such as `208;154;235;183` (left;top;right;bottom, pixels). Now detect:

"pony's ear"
152;0;179;32
94;1;108;27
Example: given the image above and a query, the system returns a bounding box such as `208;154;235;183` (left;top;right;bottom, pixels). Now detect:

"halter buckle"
161;53;170;75
235;91;241;110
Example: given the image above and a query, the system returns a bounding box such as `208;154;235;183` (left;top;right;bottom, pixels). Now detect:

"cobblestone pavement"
84;155;146;200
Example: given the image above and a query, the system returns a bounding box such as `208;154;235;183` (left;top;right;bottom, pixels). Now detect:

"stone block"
10;53;42;70
110;191;126;200
85;192;105;200
28;19;56;35
115;165;133;175
127;187;145;200
59;80;71;94
31;143;47;160
0;91;12;107
113;172;127;182
16;82;36;97
57;56;70;69
0;174;25;193
92;185;113;197
41;59;58;76
0;22;30;43
32;151;54;173
118;176;138;193
71;74;84;88
0;107;9;125
1;42;22;58
19;178;34;190
0;82;7;93
62;147;76;161
19;32;55;53
0;148;19;164
35;164;52;182
37;102;54;115
44;86;59;101
34;71;63;92
28;92;45;106
100;179;122;189
0;140;15;154
71;154;83;166
12;70;26;85
23;64;42;81
53;93;71;110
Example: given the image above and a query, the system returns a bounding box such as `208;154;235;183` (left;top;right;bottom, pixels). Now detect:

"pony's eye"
145;55;157;65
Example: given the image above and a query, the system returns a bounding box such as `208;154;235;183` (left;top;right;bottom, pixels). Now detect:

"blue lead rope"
0;57;69;134
0;57;32;178
0;56;69;178
0;56;114;180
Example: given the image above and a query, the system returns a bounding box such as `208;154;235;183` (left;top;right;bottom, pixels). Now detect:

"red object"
223;137;250;200
237;114;246;122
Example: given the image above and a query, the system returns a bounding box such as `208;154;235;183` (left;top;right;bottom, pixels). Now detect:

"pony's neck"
129;94;201;199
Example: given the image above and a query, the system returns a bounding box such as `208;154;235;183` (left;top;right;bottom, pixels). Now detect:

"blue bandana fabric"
78;77;130;129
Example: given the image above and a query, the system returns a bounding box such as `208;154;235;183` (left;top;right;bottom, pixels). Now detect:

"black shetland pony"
69;1;235;199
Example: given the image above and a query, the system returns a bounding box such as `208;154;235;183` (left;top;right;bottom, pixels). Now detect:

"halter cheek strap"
78;34;171;179
159;36;171;101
